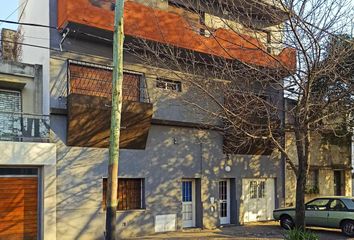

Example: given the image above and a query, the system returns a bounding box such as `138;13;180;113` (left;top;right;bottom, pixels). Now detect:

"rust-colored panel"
67;93;153;149
57;0;296;71
0;178;37;240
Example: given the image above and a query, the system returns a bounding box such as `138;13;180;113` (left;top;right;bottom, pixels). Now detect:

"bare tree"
127;0;354;230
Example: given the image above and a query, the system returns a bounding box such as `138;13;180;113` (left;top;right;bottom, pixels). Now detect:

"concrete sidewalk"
126;221;354;240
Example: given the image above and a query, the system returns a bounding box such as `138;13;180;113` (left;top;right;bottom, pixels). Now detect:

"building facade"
285;131;352;206
284;99;352;206
9;0;298;239
0;60;56;240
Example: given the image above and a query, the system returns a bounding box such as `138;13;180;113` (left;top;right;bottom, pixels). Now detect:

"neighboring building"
284;99;352;206
0;28;21;61
0;60;56;240
16;0;295;239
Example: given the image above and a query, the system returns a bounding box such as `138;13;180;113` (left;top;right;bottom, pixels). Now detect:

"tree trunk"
294;125;309;230
295;155;306;229
105;1;125;240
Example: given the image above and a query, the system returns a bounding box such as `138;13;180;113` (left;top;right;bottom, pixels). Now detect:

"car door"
327;199;347;228
305;198;331;227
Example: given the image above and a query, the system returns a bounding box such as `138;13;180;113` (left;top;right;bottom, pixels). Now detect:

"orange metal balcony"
58;0;296;72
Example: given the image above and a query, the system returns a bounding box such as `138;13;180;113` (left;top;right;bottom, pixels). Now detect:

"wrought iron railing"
0;111;50;142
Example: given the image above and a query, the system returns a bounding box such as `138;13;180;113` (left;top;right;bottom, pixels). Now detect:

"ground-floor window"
102;178;145;210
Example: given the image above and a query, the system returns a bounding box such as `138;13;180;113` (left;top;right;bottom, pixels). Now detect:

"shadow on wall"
51;113;227;239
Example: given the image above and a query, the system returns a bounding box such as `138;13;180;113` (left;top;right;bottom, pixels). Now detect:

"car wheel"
341;220;354;237
280;215;294;230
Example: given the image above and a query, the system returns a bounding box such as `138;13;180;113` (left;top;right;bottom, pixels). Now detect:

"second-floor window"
0;90;22;140
156;78;182;92
305;169;319;194
0;89;21;112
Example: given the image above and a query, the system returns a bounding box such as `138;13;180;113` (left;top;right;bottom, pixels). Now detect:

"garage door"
0;168;38;240
242;178;275;223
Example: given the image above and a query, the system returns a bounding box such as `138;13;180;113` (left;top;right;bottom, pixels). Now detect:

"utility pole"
105;0;124;239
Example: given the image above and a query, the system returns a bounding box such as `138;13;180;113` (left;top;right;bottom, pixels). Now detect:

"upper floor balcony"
66;60;153;149
57;0;296;73
0;112;50;143
0;61;48;143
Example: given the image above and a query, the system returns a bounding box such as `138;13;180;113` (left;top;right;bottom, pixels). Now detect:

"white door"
243;178;275;223
182;180;195;228
219;179;230;225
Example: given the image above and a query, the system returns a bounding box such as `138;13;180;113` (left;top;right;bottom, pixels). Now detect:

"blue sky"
0;0;20;30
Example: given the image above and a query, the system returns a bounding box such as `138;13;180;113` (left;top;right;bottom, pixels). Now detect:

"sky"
0;0;20;30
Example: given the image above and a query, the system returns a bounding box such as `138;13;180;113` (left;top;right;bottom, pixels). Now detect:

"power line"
0;19;113;43
0;19;57;29
0;1;28;28
0;39;113;61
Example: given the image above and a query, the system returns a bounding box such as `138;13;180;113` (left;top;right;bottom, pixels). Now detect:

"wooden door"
0;177;38;240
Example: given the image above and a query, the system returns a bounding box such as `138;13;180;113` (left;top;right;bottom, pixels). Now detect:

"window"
0;90;22;140
0;168;38;176
167;1;205;35
305;169;319;194
329;199;347;211
0;89;21;112
156;78;182;92
102;178;144;210
250;180;265;199
306;198;330;211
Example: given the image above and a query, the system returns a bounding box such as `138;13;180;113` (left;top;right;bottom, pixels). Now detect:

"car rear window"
347;199;354;209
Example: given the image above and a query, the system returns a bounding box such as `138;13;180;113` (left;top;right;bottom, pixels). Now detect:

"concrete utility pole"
105;0;124;239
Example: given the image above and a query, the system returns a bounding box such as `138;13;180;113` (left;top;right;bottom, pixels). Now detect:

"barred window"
156;78;182;92
102;178;144;210
250;180;265;199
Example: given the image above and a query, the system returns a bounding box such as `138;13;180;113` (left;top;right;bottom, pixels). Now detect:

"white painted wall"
0;141;56;240
19;0;50;115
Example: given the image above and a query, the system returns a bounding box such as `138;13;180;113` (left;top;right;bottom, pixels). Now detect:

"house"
284;98;352;206
13;0;295;239
0;60;56;239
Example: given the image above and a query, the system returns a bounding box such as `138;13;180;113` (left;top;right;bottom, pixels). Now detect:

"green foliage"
283;228;319;240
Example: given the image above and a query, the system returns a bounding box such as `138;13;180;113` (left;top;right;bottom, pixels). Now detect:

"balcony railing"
67;60;150;103
0;111;50;143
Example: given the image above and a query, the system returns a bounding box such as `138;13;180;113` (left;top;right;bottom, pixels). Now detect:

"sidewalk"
126;221;353;240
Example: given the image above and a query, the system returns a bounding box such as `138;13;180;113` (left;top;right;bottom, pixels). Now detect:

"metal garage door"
242;178;275;223
0;168;38;240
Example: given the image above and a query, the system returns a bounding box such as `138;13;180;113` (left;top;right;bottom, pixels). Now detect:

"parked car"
273;197;354;236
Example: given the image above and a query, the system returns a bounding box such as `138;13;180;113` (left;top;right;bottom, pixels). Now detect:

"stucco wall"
51;111;283;238
0;61;43;114
285;132;352;206
0;141;57;240
19;0;50;115
50;52;222;125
